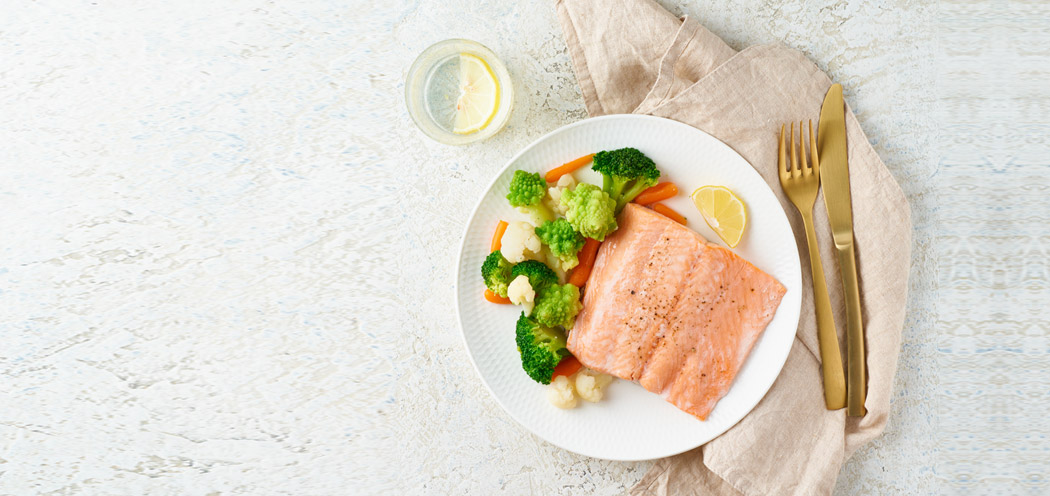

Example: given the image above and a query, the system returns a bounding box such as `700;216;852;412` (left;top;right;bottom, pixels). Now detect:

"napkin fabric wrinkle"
553;1;912;495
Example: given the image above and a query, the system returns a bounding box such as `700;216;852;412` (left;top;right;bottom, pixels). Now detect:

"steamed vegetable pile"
481;148;684;408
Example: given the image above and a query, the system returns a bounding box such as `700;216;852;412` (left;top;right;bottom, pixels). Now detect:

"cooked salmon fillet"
567;203;786;420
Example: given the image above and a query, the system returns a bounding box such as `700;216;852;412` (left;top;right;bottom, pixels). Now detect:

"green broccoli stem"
604;178;628;210
617;181;653;213
521;202;556;225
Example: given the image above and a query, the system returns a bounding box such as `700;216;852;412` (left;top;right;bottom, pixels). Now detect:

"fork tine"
798;120;809;174
778;123;787;180
808;119;819;174
789;122;800;177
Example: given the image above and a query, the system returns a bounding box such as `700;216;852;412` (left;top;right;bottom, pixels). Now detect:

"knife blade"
818;84;867;417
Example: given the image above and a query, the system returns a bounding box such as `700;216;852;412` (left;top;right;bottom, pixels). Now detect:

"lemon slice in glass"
691;186;747;248
452;53;501;135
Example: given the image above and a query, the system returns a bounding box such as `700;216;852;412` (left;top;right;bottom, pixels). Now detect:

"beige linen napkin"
554;1;912;494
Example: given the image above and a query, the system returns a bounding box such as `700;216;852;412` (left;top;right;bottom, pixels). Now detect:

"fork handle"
835;242;867;416
801;212;847;410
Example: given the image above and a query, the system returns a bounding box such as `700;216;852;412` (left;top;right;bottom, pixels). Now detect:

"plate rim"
453;113;801;461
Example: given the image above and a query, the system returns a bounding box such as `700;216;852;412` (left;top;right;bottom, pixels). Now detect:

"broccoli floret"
510;260;558;290
481;250;514;297
515;313;571;384
560;183;618;241
533;283;583;330
592;147;661;213
535;219;585;270
507;170;555;225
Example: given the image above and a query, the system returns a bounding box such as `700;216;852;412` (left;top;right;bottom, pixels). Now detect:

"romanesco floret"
481;250;514;297
507;170;555;225
560;183;618;241
515;313;571;384
535;218;584;270
592;147;661;213
533;283;583;330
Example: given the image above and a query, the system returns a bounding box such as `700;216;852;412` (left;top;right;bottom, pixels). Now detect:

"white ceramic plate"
454;114;802;461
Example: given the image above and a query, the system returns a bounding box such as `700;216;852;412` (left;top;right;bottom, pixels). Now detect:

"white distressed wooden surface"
0;1;1042;495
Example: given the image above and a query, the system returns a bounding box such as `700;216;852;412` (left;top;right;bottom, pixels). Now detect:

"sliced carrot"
651;203;687;225
490;220;508;252
568;238;601;287
545;153;595;183
552;355;582;380
484;289;511;304
633;182;679;205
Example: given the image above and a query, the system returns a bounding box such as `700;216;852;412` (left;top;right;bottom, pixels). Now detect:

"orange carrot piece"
651;203;687;225
490;220;508;252
552;356;583;380
545;153;595;183
568;238;601;287
633;182;679;205
484;289;511;304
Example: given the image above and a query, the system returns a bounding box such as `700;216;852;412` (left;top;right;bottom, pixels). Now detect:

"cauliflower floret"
500;221;542;263
545;173;578;216
542;197;563;221
544;246;573;276
556;173;578;189
575;369;614;402
507;275;536;316
547;374;578;409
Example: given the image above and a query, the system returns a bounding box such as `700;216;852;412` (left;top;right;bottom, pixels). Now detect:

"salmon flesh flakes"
567;203;786;420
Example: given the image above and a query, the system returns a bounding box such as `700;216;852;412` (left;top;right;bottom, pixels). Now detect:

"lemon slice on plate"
691;185;747;248
452;53;500;135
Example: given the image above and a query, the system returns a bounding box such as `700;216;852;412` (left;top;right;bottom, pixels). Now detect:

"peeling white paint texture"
0;1;1043;495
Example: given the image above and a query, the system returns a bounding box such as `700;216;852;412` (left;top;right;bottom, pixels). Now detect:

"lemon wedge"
691;186;747;248
452;53;500;135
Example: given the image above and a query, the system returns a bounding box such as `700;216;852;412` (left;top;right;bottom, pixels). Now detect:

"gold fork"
778;121;846;410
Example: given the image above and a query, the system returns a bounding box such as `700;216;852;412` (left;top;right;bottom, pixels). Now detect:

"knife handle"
836;243;867;416
801;213;846;410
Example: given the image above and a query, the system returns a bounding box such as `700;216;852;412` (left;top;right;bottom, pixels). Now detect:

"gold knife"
817;84;866;417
